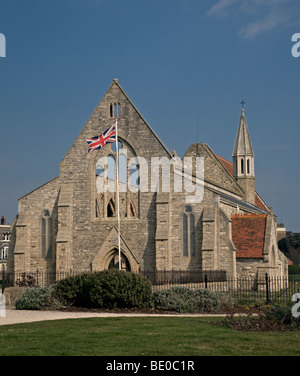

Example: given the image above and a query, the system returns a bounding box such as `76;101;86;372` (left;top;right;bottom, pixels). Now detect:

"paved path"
0;308;231;326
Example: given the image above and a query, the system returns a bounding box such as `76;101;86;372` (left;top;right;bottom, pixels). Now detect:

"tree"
278;235;300;264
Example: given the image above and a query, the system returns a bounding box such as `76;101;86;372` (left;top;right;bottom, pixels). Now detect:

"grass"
0;316;300;356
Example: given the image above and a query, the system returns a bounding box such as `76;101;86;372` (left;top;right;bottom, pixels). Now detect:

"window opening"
41;210;52;259
111;140;122;153
107;198;116;217
183;206;195;258
183;213;188;257
110;103;121;117
130;200;137;217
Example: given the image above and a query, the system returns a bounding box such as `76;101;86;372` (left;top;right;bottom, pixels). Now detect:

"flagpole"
115;119;121;270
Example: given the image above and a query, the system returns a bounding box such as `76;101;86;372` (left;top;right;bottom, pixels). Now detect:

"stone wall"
9;177;60;274
57;79;172;272
8;79;287;281
4;287;26;307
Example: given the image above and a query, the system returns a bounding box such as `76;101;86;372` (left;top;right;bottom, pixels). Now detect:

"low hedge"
15;286;64;310
15;272;234;313
53;269;153;309
153;286;234;313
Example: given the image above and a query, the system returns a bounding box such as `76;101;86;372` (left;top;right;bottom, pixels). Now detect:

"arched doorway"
108;248;131;271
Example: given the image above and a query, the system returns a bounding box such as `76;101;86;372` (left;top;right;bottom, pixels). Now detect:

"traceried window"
183;206;195;258
94;138;139;219
107;155;116;182
129;164;139;189
111;140;122;154
118;154;127;187
41;210;52;259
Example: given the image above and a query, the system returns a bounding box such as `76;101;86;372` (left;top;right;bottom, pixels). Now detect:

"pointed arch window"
96;165;104;177
111;140;122;154
247;159;250;174
130;200;137;217
94;138;140;220
118;153;127;188
107;155;116;181
108;249;131;271
241;158;244;174
183;206;195;258
129;164;139;190
41;210;52;259
107;198;116;217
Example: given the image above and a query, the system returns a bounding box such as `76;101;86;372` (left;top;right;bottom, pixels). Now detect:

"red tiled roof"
216;155;234;176
216;155;269;212
255;193;269;211
232;214;267;258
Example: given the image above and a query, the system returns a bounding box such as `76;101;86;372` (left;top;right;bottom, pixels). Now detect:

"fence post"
265;273;269;305
205;274;208;289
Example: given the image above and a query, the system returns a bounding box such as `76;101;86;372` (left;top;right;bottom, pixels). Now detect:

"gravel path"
0;308;229;326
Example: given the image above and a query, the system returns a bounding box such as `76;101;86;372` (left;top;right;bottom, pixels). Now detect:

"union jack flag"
86;124;116;152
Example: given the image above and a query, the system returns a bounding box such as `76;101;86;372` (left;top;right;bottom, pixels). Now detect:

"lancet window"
183;206;195;258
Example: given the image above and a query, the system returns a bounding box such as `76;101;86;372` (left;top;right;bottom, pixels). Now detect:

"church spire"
232;108;254;158
232;102;255;205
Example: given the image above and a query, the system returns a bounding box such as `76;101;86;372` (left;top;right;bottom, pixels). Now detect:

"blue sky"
0;0;300;232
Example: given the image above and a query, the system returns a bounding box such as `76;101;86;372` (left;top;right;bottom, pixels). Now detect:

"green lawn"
0;316;300;356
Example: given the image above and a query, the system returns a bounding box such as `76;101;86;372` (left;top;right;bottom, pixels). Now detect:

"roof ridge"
113;79;172;158
216;154;232;164
232;213;267;218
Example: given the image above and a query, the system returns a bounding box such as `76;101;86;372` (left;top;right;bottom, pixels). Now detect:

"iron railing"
1;269;300;305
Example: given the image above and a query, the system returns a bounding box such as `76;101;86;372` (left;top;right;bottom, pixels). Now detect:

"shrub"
52;273;92;307
153;287;234;313
265;304;300;327
193;289;222;313
15;286;64;310
153;287;196;313
53;269;153;309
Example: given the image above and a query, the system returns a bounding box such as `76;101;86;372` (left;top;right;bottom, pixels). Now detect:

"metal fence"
2;269;300;305
1;269;91;292
143;271;300;305
143;270;300;305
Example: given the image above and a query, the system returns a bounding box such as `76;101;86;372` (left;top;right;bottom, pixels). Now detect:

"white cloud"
207;0;300;39
206;0;239;18
239;7;288;39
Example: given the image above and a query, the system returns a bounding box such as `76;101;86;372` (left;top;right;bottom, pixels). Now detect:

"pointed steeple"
232;108;254;158
232;106;255;205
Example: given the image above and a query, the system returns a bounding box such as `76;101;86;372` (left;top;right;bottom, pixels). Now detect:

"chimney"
1;216;5;225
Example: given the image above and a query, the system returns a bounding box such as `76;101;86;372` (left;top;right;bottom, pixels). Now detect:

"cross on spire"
240;95;246;109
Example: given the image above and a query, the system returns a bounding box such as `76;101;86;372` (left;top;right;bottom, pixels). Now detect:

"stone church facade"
8;79;288;279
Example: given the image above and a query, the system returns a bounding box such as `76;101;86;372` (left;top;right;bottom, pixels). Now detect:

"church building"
8;79;288;280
